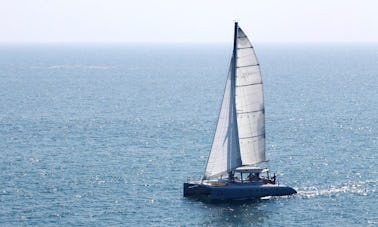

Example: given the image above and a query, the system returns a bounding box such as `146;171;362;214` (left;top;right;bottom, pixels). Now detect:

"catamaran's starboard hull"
183;182;296;201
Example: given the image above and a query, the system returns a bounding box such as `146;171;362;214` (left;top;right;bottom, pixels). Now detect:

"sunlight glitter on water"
0;44;377;225
296;180;377;198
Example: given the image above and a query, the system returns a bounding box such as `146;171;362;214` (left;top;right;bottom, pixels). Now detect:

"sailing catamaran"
183;22;296;201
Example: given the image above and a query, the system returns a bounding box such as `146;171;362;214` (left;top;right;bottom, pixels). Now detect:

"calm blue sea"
0;43;377;226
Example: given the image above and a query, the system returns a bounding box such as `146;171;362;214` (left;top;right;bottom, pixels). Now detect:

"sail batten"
239;134;265;139
237;64;259;68
236;83;262;88
237;109;264;114
204;23;265;179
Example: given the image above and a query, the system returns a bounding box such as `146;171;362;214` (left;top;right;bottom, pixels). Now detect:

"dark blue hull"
184;182;296;201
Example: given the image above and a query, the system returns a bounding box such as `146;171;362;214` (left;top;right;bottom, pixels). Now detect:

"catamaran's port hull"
183;182;296;201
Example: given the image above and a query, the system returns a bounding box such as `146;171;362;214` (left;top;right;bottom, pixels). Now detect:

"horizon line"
0;41;377;45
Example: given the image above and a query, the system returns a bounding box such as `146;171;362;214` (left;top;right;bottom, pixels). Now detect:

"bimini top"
235;166;269;173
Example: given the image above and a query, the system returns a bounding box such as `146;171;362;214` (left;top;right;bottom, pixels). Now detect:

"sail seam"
236;64;259;68
236;82;262;87
239;134;265;140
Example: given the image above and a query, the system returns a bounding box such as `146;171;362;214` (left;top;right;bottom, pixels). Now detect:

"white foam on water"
296;180;377;198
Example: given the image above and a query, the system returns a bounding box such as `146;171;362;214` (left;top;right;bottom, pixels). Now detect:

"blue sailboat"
183;22;296;201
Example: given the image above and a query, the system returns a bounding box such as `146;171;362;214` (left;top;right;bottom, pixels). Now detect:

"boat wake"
295;180;377;198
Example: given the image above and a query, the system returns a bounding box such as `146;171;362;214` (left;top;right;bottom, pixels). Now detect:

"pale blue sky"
1;0;377;43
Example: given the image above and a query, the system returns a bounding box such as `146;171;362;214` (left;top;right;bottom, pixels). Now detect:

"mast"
228;22;241;178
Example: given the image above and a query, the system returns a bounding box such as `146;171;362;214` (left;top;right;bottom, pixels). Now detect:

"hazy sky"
1;0;377;43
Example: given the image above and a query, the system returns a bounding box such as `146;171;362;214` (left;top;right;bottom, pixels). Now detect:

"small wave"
46;64;113;69
296;180;377;198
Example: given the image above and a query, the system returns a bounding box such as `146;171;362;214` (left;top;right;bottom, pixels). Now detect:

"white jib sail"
235;27;266;165
204;60;241;179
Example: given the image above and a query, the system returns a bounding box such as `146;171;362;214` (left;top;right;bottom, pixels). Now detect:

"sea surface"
0;43;377;226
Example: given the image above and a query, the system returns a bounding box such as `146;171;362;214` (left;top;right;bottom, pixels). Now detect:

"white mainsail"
235;27;266;165
204;23;266;179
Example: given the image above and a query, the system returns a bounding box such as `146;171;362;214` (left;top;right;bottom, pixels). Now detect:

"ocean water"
0;43;377;226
